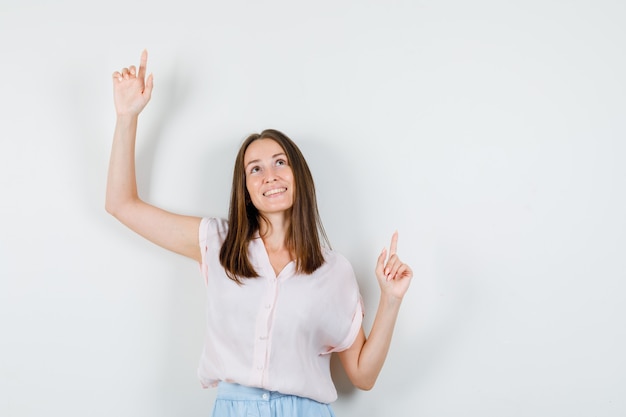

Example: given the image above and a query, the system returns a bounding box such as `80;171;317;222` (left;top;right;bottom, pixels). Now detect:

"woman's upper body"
198;217;362;403
107;50;413;401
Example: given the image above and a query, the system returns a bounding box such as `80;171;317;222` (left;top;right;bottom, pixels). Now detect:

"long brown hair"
219;129;330;283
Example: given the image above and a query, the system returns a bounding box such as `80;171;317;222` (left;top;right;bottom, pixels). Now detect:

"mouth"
263;187;287;197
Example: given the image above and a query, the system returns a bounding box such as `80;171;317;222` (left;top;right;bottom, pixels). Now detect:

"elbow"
104;199;119;217
105;191;139;218
355;381;375;391
352;375;377;391
105;197;131;219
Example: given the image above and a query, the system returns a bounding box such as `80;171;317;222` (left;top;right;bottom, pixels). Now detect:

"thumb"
376;247;387;277
143;73;154;100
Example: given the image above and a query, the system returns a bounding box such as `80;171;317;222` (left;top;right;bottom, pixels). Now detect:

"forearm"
355;295;403;389
105;115;141;215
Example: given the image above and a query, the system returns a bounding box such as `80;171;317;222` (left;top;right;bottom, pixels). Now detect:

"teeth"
263;188;286;197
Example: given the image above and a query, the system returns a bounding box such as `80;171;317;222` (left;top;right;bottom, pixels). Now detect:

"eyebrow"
245;153;287;169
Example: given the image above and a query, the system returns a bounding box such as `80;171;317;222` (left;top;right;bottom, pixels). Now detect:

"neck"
259;213;290;252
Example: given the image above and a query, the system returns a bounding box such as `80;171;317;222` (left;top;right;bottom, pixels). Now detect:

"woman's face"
243;138;295;216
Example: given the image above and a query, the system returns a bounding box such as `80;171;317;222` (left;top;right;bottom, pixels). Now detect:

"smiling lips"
263;187;287;197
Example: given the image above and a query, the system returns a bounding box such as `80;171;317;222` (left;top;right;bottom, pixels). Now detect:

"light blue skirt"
212;382;336;417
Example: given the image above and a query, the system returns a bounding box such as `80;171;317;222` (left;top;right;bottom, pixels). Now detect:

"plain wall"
1;0;625;416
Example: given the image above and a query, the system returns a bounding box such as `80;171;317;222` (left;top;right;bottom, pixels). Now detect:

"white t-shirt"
197;217;363;404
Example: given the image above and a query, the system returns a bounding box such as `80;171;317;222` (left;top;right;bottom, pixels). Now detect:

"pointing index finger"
138;49;148;80
389;230;398;256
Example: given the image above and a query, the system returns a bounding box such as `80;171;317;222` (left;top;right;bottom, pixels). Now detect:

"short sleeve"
319;252;365;354
325;294;364;354
198;217;230;285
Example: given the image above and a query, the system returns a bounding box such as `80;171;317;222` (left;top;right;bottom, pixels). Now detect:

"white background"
1;1;625;416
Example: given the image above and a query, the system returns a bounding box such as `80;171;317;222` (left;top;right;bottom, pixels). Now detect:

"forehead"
244;138;286;163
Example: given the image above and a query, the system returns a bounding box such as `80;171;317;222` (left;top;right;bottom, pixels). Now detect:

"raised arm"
106;50;201;262
338;231;413;390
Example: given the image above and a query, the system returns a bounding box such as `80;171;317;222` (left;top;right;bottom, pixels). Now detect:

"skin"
106;50;413;392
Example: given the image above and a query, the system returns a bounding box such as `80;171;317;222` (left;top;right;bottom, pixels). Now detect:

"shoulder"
316;248;362;305
199;217;229;245
317;248;357;282
322;248;352;270
200;217;229;231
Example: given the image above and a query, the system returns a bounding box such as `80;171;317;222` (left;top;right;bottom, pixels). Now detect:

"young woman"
107;50;413;417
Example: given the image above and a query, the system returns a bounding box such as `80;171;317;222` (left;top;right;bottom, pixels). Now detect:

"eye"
275;159;287;167
249;166;261;174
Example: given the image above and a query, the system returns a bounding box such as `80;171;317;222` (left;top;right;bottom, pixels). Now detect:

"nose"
264;167;278;183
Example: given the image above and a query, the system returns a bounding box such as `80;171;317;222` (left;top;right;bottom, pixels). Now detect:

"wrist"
114;114;140;130
115;112;139;121
379;293;403;311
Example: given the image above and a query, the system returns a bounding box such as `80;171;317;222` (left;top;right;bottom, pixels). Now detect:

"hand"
112;49;154;117
375;231;413;301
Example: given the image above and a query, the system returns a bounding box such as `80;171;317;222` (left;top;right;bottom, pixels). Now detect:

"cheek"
245;174;256;188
